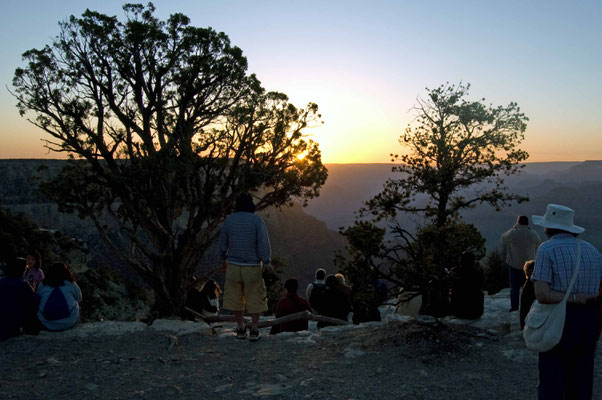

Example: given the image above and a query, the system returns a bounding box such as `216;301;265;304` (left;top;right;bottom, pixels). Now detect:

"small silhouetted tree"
12;4;327;315
366;82;529;227
338;83;528;315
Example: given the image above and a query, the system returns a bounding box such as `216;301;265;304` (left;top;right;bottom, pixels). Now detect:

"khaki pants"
222;263;268;314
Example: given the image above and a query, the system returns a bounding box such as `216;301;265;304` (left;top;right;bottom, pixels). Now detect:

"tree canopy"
12;3;327;314
365;82;529;227
338;83;528;316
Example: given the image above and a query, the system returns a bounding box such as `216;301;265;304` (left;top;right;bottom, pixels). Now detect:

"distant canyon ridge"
1;160;602;288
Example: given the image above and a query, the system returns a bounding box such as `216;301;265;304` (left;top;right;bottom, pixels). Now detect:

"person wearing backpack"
306;268;326;312
37;262;82;332
314;275;350;328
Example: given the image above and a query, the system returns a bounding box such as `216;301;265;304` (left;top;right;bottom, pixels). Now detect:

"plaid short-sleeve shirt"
532;233;602;296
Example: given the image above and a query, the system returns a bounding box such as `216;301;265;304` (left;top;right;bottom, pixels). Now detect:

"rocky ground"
1;291;601;400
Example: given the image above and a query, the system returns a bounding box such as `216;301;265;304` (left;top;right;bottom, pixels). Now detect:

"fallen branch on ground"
184;308;349;329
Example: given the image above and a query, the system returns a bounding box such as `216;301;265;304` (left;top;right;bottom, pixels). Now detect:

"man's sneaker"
249;329;261;342
235;328;247;340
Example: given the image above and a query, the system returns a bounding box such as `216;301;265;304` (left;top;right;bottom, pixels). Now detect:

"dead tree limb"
184;307;349;329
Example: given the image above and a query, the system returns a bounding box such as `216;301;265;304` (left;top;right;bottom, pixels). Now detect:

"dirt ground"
1;320;601;400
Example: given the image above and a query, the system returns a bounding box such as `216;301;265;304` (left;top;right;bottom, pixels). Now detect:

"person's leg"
222;264;246;337
234;311;245;330
250;313;260;331
508;266;524;311
242;266;268;340
242;266;268;317
537;348;565;400
564;305;597;400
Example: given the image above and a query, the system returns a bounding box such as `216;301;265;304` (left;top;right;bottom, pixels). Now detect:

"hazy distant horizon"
0;158;596;164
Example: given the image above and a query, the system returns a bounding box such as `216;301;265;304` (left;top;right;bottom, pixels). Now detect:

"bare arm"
534;280;595;305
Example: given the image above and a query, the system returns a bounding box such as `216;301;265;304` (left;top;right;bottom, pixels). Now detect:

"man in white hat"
531;204;602;399
501;215;541;311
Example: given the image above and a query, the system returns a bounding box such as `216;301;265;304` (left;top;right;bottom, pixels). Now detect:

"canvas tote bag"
523;240;582;352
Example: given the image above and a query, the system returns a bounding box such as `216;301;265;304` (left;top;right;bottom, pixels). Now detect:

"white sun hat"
532;204;585;234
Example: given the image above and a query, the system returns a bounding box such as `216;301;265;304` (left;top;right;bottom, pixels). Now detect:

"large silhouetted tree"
12;4;327;314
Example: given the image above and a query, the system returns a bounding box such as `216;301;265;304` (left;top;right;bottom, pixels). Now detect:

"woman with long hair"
24;249;44;291
37;262;82;331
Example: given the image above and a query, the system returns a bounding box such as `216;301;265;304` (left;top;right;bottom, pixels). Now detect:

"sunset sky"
1;0;600;163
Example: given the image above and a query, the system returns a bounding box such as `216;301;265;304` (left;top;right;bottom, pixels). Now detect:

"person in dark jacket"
315;274;350;328
449;252;484;319
273;278;311;333
0;258;40;341
520;260;536;329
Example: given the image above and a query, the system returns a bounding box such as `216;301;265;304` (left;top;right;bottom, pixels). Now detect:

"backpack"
42;287;71;321
309;283;327;311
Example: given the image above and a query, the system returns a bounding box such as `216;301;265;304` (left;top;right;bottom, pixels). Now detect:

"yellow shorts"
222;263;268;314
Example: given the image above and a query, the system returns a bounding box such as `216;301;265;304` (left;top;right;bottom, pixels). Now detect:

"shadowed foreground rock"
1;290;600;399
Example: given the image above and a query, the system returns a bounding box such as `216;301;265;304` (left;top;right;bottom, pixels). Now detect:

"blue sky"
1;0;600;162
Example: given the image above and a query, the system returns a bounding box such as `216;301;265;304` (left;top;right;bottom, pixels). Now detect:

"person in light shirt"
531;204;602;399
501;215;541;311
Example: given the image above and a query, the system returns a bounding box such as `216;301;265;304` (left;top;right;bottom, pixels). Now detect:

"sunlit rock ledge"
31;288;519;340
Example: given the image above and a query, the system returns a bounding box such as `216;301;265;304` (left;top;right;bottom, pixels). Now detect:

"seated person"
37;262;82;332
351;284;381;324
306;268;326;312
24;249;44;291
315;274;351;328
186;279;221;319
334;273;352;296
449;252;484;320
0;258;40;341
272;278;311;334
519;260;536;329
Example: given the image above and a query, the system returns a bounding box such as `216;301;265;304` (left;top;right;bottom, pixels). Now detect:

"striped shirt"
218;212;271;266
532;233;602;296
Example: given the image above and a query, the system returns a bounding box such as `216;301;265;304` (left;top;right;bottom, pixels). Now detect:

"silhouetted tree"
12;4;327;314
338;83;527;315
366;82;529;227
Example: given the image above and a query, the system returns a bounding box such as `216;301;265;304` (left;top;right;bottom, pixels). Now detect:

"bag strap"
562;240;582;303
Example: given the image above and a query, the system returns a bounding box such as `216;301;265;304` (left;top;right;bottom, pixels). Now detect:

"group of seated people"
270;270;362;333
185;268;386;334
273;269;391;332
0;252;82;342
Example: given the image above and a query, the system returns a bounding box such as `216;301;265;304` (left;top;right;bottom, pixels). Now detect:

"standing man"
531;204;602;399
219;193;272;341
501;215;541;311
